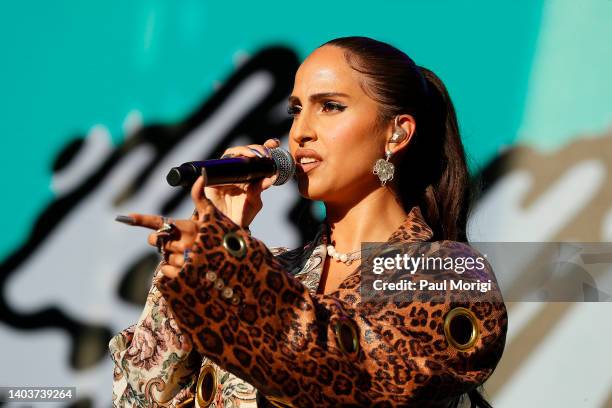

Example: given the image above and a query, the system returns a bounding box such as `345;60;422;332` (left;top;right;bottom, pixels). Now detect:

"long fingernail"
247;147;263;158
115;215;135;225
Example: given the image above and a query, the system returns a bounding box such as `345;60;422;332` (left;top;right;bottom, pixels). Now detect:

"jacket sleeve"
154;198;508;407
109;247;294;408
109;263;201;407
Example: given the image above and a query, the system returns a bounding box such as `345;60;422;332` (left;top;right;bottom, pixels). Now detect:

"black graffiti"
0;46;319;372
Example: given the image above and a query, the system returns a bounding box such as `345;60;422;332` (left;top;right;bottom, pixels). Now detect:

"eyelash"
287;105;301;116
287;101;347;116
321;101;346;113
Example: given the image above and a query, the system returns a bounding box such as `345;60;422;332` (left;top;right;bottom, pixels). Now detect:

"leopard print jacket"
110;201;507;407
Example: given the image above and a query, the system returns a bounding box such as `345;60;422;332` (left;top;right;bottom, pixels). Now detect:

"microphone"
166;147;296;187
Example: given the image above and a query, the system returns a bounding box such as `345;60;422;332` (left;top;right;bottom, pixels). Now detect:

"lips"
294;148;323;174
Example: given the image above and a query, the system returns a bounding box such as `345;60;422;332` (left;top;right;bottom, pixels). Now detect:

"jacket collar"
292;206;434;293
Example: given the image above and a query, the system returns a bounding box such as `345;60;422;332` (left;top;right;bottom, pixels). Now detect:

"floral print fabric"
110;241;320;407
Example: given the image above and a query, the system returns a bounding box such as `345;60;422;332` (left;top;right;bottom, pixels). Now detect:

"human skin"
126;45;417;290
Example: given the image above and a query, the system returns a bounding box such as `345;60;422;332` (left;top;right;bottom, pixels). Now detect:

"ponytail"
414;66;472;242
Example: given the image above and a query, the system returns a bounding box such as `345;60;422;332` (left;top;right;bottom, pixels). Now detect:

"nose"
290;114;316;146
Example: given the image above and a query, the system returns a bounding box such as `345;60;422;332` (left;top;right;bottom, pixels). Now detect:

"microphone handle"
167;157;277;187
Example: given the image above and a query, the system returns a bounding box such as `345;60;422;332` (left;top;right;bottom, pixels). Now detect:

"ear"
387;114;416;156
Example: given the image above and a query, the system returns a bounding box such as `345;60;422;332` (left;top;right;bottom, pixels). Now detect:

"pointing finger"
123;213;166;230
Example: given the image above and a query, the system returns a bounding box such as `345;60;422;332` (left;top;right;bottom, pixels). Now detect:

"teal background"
0;0;545;258
2;2;612;407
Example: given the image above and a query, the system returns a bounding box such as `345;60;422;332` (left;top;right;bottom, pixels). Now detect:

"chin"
296;176;328;201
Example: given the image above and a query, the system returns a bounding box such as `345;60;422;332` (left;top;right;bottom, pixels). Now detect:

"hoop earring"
373;149;395;186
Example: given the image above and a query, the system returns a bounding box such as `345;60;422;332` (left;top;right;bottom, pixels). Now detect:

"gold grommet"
333;317;360;355
196;364;217;407
223;232;247;259
444;307;479;351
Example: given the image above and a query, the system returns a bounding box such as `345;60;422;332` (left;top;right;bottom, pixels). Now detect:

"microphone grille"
270;147;296;186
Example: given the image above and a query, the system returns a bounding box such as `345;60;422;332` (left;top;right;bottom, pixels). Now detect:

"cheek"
323;117;382;168
322;116;356;141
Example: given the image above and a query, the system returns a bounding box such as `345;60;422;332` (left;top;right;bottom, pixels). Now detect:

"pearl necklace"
326;245;362;265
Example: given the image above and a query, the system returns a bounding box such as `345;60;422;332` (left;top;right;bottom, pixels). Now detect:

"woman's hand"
122;172;219;278
118;138;280;278
205;138;280;228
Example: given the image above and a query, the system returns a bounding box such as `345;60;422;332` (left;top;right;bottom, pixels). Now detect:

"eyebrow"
288;92;350;105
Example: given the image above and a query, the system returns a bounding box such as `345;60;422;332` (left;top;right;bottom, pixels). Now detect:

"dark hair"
322;36;473;242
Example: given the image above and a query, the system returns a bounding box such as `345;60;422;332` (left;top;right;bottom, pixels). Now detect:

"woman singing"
110;36;507;407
